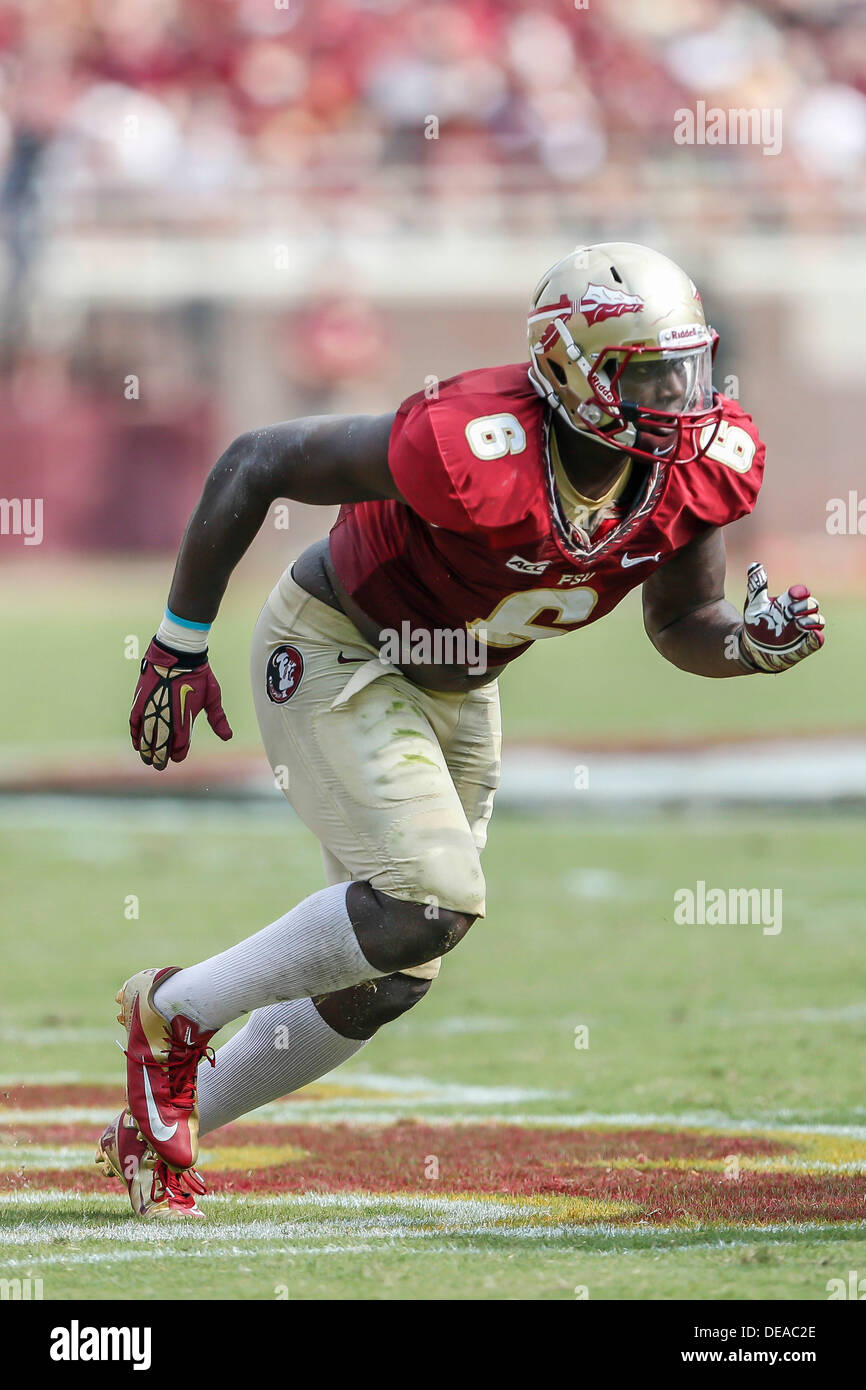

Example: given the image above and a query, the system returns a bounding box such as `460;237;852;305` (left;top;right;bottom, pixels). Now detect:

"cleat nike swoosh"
621;551;661;568
142;1066;179;1143
179;683;194;720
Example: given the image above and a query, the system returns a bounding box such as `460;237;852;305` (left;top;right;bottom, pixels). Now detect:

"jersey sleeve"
387;392;478;533
388;375;543;535
689;396;766;527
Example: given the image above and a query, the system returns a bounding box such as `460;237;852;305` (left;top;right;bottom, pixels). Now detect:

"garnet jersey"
328;363;764;670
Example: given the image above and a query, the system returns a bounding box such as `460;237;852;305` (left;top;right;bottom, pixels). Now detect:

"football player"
100;243;824;1215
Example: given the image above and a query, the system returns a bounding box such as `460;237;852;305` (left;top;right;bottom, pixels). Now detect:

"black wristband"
150;636;209;669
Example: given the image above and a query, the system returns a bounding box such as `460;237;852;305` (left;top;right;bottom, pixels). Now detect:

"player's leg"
180;572;483;992
125;574;485;1161
439;678;502;866
196;852;436;1136
196;680;501;1136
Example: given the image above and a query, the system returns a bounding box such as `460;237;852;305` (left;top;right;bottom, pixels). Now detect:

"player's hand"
130;638;233;770
737;562;825;673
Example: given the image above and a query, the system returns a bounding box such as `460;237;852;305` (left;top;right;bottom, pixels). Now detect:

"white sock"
152;882;383;1032
197;997;366;1137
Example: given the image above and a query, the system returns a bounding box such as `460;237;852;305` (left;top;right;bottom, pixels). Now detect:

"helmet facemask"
530;324;722;466
598;339;719;461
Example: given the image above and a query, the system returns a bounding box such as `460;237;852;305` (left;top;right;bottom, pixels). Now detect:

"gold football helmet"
527;242;723;464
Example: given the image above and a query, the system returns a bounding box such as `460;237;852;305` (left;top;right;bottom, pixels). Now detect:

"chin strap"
528;340;637;453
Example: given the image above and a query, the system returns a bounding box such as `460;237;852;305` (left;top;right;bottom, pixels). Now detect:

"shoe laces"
121;1037;215;1115
162;1038;216;1113
154;1163;207;1210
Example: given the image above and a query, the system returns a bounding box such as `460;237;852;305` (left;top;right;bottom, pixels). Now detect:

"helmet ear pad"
549;360;567;387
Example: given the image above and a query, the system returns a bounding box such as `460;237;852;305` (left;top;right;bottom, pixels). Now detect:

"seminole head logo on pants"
266;644;305;703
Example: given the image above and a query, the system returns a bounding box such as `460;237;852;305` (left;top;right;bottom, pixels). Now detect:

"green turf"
1;560;862;1299
1;805;865;1120
6;1200;865;1302
0;563;862;759
2;803;865;1299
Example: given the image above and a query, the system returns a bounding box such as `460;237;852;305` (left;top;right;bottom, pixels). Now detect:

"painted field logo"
674;102;782;157
674;881;782;935
4;1084;866;1231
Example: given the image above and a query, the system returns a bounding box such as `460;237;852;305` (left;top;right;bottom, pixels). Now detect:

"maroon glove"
737;562;825;674
130;638;232;770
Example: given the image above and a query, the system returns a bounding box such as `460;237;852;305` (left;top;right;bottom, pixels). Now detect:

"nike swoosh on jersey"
142;1065;179;1143
621;551;662;568
336;652;367;664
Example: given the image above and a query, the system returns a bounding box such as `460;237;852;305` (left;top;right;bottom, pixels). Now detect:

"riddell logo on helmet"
586;368;618;413
658;324;712;347
578;284;645;326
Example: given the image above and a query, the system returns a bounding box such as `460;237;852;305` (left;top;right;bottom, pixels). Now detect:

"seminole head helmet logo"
266;644;305;703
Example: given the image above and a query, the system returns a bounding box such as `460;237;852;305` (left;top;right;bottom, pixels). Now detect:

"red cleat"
115;967;216;1171
95;1110;206;1219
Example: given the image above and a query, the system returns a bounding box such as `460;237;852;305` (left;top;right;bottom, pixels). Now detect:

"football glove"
130;638;232;770
737;562;825;674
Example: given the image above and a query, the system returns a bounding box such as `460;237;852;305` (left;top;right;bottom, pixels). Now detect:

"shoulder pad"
388;365;544;532
685;394;766;525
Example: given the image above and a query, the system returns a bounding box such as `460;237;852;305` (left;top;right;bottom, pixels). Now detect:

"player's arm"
131;413;401;769
167;413;401;621
642;527;825;677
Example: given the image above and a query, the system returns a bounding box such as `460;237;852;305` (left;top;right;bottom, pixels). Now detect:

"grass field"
2;799;865;1300
1;556;863;1300
1;559;864;763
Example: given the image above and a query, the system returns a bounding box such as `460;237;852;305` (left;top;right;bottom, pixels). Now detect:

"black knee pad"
314;972;433;1041
346;882;476;974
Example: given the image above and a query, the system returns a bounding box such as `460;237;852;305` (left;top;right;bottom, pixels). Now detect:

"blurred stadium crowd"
4;0;866;232
1;0;865;553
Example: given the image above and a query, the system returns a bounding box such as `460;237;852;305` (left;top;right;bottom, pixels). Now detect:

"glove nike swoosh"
179;683;194;721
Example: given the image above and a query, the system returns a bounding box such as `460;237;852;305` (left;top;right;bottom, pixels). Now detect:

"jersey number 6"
465;413;527;460
469;585;599;647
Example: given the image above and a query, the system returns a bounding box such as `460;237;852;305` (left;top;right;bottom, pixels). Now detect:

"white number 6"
701;420;756;473
465;413;527;460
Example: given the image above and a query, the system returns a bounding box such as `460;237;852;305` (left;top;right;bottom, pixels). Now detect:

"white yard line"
2;1211;864;1270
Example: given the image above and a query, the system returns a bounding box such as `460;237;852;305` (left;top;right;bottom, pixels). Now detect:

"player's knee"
314;972;433;1040
347;881;477;974
413;846;487;925
406;900;476;964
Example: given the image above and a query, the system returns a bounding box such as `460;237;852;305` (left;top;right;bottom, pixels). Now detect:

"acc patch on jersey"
266;644;305;704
